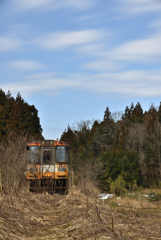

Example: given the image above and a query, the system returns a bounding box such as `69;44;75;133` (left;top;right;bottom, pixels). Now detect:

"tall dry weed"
0;132;35;194
114;196;157;209
70;161;102;197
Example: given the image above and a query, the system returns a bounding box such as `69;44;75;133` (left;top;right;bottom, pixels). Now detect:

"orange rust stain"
27;172;40;180
55;172;68;179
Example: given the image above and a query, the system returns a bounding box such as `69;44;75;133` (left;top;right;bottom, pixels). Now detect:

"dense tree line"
0;89;43;142
60;102;161;189
1;87;161;190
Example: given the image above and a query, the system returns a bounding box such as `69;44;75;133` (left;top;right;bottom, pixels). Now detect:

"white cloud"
78;33;161;70
149;19;161;28
0;36;22;52
78;43;105;57
13;0;52;9
89;69;161;97
76;14;99;22
2;69;161;98
67;69;161;98
82;60;117;72
119;0;161;14
109;34;161;62
77;33;161;67
39;30;102;50
63;0;94;9
13;0;93;10
10;60;43;70
1;73;79;97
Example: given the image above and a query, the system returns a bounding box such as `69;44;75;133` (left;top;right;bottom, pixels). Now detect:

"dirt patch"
0;189;161;239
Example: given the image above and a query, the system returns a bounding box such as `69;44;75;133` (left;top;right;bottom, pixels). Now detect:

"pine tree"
146;103;157;134
158;102;161;123
100;106;116;149
124;106;131;120
0;90;43;141
60;125;78;154
103;107;112;123
132;102;143;123
130;102;134;119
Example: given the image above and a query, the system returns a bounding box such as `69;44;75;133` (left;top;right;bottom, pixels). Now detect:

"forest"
1;88;161;191
60;101;161;191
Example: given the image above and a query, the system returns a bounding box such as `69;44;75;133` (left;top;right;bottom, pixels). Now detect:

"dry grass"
114;196;157;209
0;188;161;240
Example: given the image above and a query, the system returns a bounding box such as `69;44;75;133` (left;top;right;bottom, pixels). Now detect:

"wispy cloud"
0;36;22;52
82;60;117;72
13;0;52;10
13;0;94;11
119;0;161;14
1;73;78;97
10;60;43;70
2;68;161;98
63;0;94;10
78;43;106;57
81;33;161;71
110;34;161;62
77;69;161;97
39;30;103;50
76;13;99;22
149;19;161;28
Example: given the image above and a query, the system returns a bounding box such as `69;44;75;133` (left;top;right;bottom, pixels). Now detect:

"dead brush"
0;133;27;194
0;188;161;239
70;161;102;198
0;131;40;194
108;194;157;210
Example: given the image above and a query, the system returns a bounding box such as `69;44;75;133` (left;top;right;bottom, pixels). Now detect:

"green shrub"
148;192;161;202
132;179;137;191
110;175;126;196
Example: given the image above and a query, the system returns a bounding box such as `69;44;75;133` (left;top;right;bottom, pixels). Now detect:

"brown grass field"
1;188;161;240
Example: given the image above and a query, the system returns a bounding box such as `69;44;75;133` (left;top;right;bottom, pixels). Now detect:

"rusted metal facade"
26;140;69;193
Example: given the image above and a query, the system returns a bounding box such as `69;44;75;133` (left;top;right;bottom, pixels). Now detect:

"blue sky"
0;0;161;139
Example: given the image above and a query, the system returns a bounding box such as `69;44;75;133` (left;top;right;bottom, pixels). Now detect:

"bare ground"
0;189;161;240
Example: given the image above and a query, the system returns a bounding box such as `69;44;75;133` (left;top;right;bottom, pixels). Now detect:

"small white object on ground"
99;193;114;199
99;193;114;206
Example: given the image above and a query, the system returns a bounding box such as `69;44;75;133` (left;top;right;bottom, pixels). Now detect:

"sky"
0;0;161;139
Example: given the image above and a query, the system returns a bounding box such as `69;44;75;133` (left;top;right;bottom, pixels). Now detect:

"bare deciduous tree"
128;124;147;183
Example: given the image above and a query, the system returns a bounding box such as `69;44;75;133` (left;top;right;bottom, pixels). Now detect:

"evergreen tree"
87;120;100;158
146;104;157;134
103;107;112;123
0;90;43;141
113;122;128;154
130;102;134;119
158;102;161;123
124;106;131;120
132;102;144;123
61;101;161;189
100;106;116;148
60;125;78;154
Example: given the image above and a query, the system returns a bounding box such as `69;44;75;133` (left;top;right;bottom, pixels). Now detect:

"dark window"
56;146;69;163
27;146;40;163
43;149;53;165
